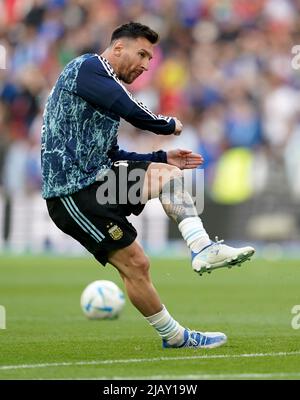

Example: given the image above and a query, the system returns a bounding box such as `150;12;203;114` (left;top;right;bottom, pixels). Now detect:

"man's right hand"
173;117;183;136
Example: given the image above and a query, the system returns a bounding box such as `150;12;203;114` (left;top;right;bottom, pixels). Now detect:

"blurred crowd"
0;0;300;212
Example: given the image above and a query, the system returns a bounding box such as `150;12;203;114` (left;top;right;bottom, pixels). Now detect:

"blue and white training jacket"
41;54;175;199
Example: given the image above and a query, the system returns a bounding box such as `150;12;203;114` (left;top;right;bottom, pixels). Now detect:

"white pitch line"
59;372;300;380
1;351;300;371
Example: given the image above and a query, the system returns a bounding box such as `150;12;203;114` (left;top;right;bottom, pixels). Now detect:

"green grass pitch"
0;255;300;380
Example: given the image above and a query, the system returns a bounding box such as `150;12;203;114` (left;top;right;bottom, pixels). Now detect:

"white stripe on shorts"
60;197;105;243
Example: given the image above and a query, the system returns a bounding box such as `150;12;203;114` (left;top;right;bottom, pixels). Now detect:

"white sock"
145;305;185;346
178;216;211;253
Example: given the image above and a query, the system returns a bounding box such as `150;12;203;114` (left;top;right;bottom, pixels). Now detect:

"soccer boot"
192;237;255;276
162;329;227;349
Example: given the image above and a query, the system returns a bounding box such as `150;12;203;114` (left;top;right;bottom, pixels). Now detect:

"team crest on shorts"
107;223;123;240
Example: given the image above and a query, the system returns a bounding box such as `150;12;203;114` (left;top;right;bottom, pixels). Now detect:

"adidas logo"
210;249;220;255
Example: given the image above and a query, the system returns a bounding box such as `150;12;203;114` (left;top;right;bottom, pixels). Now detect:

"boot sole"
195;249;255;276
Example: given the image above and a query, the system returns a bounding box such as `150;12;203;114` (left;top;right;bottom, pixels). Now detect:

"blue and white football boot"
163;329;227;349
192;237;255;276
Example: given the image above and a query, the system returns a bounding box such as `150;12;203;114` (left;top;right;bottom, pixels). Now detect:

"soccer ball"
80;280;125;320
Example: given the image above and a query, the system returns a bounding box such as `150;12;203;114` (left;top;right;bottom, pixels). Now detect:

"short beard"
121;76;133;84
118;71;134;84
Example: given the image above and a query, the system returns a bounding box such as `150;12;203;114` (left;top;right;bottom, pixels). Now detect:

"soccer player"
41;22;255;349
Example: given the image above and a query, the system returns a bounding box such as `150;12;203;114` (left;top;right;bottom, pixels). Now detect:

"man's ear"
112;40;124;57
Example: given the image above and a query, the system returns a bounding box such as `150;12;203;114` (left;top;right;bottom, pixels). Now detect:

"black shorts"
46;161;150;266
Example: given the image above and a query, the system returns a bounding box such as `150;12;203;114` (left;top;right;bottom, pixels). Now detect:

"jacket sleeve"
76;55;176;135
107;139;167;163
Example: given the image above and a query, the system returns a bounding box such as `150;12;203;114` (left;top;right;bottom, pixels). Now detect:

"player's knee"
159;165;183;192
161;164;183;176
164;165;183;180
130;253;150;275
150;163;182;179
171;165;182;176
123;251;150;283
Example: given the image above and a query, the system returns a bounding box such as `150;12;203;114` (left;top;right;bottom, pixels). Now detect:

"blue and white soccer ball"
80;280;125;320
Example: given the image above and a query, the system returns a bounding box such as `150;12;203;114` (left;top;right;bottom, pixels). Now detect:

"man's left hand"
166;149;204;170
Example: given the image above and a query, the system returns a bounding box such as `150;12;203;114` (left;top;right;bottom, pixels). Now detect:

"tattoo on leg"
159;177;198;223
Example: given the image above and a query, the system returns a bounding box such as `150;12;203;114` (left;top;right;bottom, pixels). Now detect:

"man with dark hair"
110;21;159;45
41;22;255;349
